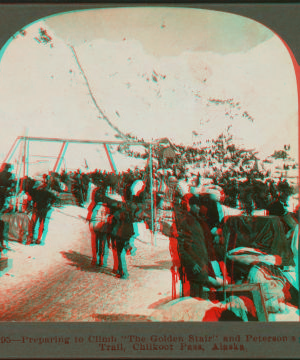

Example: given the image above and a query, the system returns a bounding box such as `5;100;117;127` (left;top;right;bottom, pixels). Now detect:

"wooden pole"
53;141;68;173
26;138;29;177
14;138;25;212
23;136;27;178
103;143;117;174
17;136;127;145
3;137;21;165
150;144;156;246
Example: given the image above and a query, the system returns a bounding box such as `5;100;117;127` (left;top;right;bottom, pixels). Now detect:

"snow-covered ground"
0;205;298;322
0;205;174;321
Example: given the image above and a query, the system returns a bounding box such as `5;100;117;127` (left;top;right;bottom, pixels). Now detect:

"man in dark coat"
195;193;221;230
81;173;90;202
173;194;224;297
28;181;57;244
0;163;15;211
90;175;131;278
87;180;117;267
0;164;15;251
111;203;135;279
72;170;85;206
89;201;112;267
105;175;139;279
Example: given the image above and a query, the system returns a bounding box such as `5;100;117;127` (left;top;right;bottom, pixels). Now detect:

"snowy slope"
0;12;298;176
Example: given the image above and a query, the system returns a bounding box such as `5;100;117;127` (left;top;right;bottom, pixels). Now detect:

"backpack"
111;208;134;239
90;203;111;233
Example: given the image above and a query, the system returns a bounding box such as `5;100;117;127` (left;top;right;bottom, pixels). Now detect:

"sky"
0;7;297;175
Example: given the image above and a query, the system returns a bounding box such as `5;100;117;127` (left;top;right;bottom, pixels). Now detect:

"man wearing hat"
172;193;224;297
27;179;57;244
94;174;134;279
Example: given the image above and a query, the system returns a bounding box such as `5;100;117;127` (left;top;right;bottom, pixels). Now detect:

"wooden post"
3;137;21;165
14;138;25;212
26;138;29;177
53;141;68;173
150;144;156;246
23;136;27;178
103;143;117;174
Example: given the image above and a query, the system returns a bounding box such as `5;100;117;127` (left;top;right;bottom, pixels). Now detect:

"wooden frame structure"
3;136;157;244
3;136;131;174
207;283;269;321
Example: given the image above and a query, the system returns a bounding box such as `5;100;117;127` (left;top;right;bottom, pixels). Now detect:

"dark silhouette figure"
110;201;134;279
0;163;15;211
27;181;57;244
172;194;223;298
87;185;111;267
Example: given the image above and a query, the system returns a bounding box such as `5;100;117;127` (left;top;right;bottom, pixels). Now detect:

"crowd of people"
84;164;299;319
0;160;298;320
0;165;58;245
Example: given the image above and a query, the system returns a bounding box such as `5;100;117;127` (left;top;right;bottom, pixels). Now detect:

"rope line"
68;44;127;140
